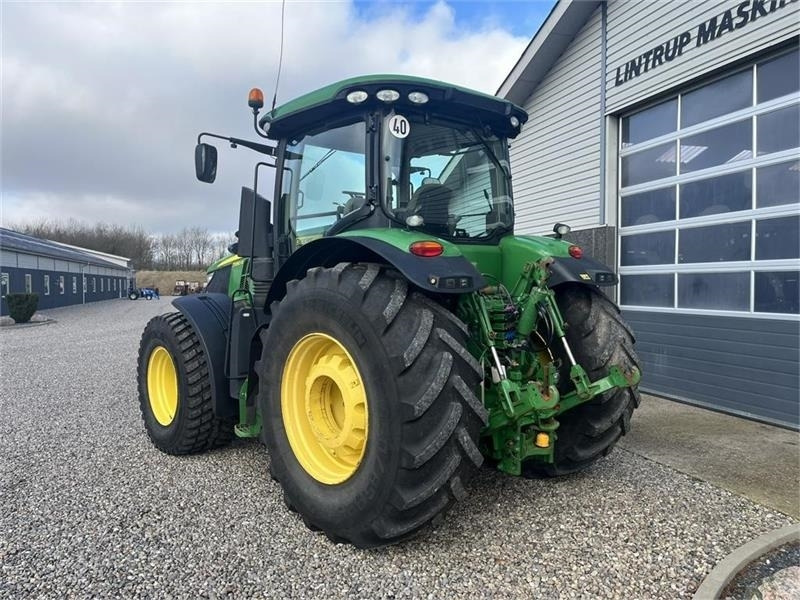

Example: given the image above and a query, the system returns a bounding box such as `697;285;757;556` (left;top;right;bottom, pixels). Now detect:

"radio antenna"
271;0;286;112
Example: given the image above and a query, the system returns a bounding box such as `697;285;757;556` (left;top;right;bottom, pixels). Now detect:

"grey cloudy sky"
2;1;545;234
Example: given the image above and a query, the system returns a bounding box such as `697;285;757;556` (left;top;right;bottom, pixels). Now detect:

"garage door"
616;47;800;428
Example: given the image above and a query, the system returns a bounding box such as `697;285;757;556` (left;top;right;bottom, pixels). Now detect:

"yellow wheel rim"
281;333;368;485
147;346;179;426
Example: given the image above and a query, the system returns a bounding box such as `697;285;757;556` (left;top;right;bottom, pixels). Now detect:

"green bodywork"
338;228;463;257
261;74;521;135
202;73;638;476
208;229;640;475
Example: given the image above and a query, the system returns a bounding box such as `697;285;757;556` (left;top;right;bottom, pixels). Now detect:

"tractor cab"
195;76;528;281
260;75;527;252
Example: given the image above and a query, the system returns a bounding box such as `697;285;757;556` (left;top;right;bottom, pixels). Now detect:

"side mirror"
195;143;218;183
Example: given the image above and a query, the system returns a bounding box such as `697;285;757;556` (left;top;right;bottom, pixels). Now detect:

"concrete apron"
619;395;800;519
693;523;800;600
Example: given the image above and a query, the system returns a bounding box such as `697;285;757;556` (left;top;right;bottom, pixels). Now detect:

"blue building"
0;228;134;315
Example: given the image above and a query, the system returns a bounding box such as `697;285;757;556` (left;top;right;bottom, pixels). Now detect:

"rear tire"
524;284;641;477
137;312;234;454
258;263;487;548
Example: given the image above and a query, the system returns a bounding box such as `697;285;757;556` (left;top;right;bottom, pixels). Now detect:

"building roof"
49;240;131;269
0;228;130;271
496;0;600;105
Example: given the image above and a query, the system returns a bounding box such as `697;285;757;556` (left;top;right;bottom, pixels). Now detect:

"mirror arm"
253;111;270;139
197;132;275;157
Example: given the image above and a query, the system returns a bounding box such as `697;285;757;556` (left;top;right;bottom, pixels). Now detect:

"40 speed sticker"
389;115;410;139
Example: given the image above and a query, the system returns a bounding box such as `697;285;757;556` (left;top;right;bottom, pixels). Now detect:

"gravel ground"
0;299;795;599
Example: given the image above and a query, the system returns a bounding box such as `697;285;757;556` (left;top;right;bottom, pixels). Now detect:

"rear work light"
376;89;400;102
409;241;444;257
408;91;429;104
346;90;368;104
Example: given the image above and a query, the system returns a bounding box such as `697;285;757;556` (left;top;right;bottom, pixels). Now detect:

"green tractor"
137;75;641;548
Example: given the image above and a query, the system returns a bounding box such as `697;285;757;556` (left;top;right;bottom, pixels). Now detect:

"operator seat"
412;180;452;237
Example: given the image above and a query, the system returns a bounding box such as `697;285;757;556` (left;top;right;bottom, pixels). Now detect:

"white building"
499;0;799;427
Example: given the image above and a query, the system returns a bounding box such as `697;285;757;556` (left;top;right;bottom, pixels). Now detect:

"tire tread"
137;312;234;455
261;263;485;547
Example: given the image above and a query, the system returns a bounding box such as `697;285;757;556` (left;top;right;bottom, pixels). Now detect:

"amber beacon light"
248;88;265;111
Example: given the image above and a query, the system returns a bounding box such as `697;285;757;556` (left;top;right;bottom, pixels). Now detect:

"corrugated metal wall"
0;250;131;315
0;265;128;314
606;0;800;112
624;310;800;427
510;6;603;235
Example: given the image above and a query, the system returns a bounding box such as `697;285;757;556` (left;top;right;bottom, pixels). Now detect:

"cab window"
283;120;366;247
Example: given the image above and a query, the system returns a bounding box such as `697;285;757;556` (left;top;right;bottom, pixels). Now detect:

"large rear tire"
137;312;234;454
258;263;487;548
524;284;641;477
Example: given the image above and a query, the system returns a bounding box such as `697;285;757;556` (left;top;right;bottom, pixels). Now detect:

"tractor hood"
260;74;528;139
455;235;618;291
338;229;617;291
207;253;242;274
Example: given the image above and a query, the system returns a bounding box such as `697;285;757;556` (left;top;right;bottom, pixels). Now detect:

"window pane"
621;142;676;187
622;99;677;146
620;231;675;266
681;70;753;128
756;216;800;260
757;104;800;155
757;160;800;208
621;187;676;226
680;119;751;173
755;271;799;314
620;274;674;307
678;272;749;310
286;120;366;241
680;171;752;219
758;49;800;103
679;222;751;263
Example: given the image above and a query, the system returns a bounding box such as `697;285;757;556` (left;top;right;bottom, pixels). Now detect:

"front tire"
137;312;234;454
258;263;487;548
525;284;641;477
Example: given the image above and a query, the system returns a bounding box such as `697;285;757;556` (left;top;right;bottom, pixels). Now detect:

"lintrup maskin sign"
614;0;798;87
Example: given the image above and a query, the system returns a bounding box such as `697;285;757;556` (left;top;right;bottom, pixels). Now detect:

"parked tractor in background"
173;280;187;296
129;287;157;300
136;75;641;548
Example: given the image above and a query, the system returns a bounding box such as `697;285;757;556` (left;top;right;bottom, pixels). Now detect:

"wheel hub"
147;345;178;426
282;333;368;484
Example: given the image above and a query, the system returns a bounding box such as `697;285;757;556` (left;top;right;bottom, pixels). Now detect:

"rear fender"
549;255;618;288
267;236;485;305
171;293;237;418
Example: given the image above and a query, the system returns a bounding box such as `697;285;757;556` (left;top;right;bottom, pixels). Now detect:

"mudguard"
171;293;237;417
267;236;485;305
549;255;618;287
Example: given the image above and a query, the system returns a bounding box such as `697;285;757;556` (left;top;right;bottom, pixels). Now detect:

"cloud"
1;1;529;234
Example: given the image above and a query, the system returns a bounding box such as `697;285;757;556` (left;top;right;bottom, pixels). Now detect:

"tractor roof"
259;74;529;139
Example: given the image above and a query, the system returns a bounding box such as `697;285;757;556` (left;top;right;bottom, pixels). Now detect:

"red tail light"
409;241;444;257
568;245;583;259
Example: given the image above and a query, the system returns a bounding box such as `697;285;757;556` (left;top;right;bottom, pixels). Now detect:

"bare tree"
188;227;212;268
11;219;236;271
